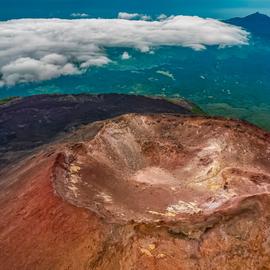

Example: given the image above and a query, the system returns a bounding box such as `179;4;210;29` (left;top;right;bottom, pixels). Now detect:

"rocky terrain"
0;94;193;169
1;95;270;269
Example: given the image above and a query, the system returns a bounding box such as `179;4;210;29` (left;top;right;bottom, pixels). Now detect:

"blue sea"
1;1;270;130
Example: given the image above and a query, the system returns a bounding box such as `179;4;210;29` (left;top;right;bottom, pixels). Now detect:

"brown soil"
1;114;270;269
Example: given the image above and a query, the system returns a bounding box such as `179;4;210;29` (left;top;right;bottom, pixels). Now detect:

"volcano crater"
52;114;270;224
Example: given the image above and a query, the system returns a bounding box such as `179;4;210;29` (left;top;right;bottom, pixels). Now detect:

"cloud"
71;13;89;18
1;56;79;86
121;52;132;60
0;16;249;86
157;14;168;21
118;12;151;21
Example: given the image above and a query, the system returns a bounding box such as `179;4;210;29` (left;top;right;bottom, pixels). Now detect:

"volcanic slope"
1;114;270;269
0;93;194;169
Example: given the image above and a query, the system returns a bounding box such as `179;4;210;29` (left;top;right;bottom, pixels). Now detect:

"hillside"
1;106;270;269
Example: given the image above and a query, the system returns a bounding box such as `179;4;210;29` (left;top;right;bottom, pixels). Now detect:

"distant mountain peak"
226;12;270;36
227;12;269;21
245;12;269;19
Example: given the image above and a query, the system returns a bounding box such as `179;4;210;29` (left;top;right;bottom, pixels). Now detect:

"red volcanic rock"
1;114;270;269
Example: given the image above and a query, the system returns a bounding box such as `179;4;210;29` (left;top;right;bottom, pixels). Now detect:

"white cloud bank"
157;14;168;21
118;12;151;21
71;13;89;18
0;16;249;86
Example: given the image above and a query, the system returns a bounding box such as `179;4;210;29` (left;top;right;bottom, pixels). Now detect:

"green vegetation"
203;102;270;131
190;103;207;115
160;96;207;116
0;96;18;105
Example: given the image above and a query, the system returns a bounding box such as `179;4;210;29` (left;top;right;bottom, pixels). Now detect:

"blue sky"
1;0;270;20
